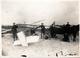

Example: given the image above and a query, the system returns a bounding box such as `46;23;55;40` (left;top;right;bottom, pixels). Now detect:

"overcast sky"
2;0;79;25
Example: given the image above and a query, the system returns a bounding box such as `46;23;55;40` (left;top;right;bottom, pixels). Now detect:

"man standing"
39;23;46;39
65;22;71;42
49;24;54;38
49;21;56;38
71;25;77;42
12;23;18;41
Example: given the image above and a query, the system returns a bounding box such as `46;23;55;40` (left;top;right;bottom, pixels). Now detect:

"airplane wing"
2;29;11;34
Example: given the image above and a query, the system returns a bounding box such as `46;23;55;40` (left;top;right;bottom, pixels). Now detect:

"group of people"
11;23;46;41
11;22;79;42
49;22;79;42
62;22;79;42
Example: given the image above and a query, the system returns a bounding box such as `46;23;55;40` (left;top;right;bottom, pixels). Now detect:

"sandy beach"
2;33;79;57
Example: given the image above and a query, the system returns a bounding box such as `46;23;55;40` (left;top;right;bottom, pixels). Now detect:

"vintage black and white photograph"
1;0;79;57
